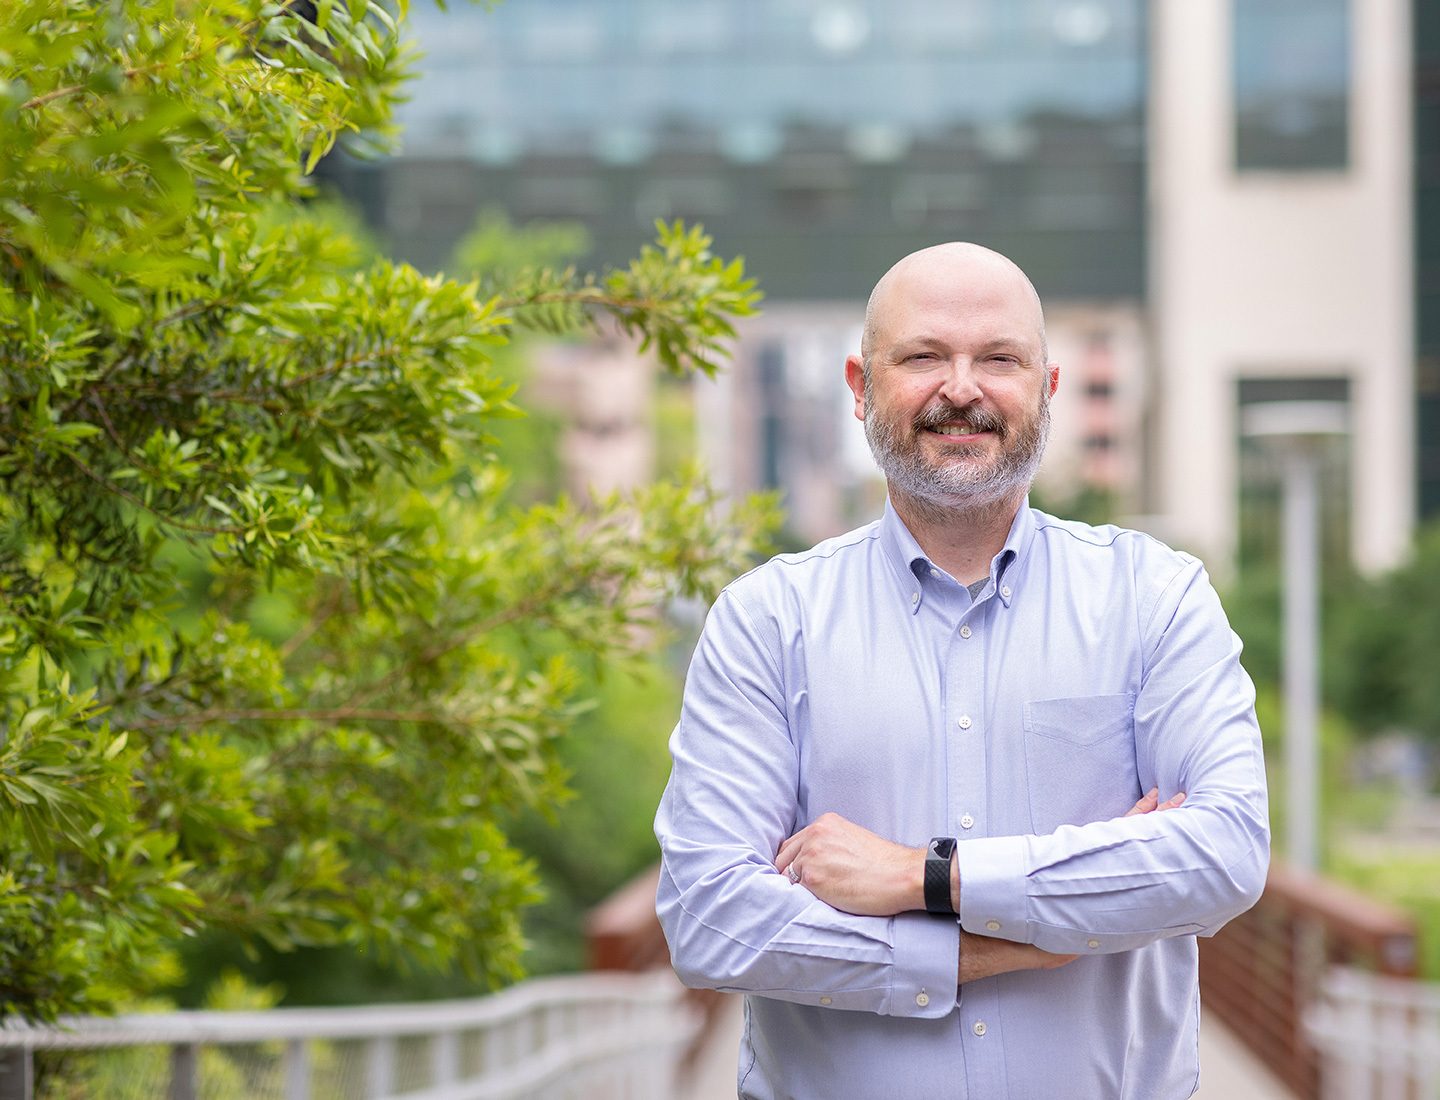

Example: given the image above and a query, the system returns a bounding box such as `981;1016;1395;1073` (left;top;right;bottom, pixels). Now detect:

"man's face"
844;252;1057;511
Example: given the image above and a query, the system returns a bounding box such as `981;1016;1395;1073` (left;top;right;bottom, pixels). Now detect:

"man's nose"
935;358;983;407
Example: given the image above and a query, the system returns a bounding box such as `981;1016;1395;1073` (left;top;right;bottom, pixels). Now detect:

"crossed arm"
773;788;1187;984
658;569;1269;1012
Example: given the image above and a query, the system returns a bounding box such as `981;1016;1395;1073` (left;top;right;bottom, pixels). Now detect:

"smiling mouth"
913;402;1008;440
926;424;989;436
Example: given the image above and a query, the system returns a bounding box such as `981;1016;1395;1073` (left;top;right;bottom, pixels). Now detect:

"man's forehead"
884;250;1038;314
864;242;1046;356
875;275;1045;351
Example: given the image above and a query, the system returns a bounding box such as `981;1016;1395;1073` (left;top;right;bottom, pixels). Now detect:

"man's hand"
775;790;1189;976
959;932;1078;983
774;812;925;916
1125;787;1186;817
775;789;1187;917
957;787;1186;983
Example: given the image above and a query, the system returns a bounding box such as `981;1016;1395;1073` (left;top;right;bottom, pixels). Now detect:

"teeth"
932;425;978;436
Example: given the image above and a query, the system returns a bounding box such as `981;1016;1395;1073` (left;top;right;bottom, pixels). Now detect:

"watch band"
925;836;958;914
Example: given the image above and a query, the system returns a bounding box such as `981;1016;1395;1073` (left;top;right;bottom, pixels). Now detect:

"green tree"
1328;523;1440;744
0;0;768;1022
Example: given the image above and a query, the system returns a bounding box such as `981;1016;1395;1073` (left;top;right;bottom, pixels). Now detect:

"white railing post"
1309;966;1440;1100
1422;993;1440;1098
170;1041;197;1100
284;1038;310;1100
432;1029;458;1088
366;1034;396;1100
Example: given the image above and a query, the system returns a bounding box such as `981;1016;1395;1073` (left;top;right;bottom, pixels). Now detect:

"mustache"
913;403;1008;437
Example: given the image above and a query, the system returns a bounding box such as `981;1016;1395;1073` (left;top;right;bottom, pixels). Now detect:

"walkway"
682;994;1296;1099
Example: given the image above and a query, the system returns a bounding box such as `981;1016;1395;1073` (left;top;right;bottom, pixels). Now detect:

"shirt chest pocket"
1021;693;1142;835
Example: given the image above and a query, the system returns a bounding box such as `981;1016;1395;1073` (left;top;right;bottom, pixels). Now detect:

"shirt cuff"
886;911;960;1018
955;834;1029;942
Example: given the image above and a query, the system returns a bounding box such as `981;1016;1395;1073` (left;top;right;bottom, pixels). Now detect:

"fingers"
772;813;922;915
1038;953;1081;970
1123;788;1186;817
1124;788;1159;817
774;834;801;875
773;813;854;883
958;932;1082;983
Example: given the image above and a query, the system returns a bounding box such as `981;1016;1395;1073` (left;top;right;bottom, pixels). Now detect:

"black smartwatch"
924;836;958;914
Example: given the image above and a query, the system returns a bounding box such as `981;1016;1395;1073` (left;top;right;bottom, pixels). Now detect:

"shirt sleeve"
953;556;1271;955
655;587;960;1017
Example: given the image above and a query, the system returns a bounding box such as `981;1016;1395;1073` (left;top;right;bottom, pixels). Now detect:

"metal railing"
0;970;702;1100
1306;966;1440;1100
1198;861;1420;1099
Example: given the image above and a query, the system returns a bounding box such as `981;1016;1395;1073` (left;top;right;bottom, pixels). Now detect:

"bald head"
860;243;1048;374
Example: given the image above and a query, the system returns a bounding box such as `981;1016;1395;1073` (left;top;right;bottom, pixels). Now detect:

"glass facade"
1233;0;1350;171
397;0;1143;148
325;0;1147;301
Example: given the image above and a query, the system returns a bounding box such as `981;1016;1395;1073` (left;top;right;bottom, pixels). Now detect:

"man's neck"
889;486;1024;587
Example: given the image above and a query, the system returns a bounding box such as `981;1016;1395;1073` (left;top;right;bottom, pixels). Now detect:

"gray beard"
864;393;1051;512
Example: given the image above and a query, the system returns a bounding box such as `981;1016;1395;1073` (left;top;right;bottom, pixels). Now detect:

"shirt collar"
878;496;1037;613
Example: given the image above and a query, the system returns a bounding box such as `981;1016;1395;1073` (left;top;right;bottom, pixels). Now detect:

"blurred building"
529;326;656;502
323;0;1435;572
1152;0;1412;574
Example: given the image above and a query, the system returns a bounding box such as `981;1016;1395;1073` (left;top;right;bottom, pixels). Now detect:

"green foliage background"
0;0;773;1022
1222;520;1440;978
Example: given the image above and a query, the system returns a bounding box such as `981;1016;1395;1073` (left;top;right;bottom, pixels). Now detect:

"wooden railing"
586;864;669;974
1198;861;1419;1100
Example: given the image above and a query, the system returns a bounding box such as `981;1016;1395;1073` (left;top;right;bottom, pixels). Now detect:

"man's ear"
1047;362;1060;398
844;355;867;422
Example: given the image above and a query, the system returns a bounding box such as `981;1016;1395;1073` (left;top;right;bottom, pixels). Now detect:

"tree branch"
62;449;246;535
18;4;301;112
129;705;456;730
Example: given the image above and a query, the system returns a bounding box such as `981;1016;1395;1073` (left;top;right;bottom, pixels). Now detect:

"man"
655;243;1269;1098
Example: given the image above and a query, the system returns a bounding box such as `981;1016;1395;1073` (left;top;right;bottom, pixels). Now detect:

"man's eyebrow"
885;335;1041;358
982;339;1041;357
885;336;947;355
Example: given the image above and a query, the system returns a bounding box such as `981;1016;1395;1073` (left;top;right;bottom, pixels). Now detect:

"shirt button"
911;592;919;605
1088;940;1100;949
959;625;972;639
930;567;941;578
985;920;1001;932
916;992;930;1007
958;715;972;730
973;1021;987;1036
1001;585;1012;598
820;996;832;1005
960;814;974;829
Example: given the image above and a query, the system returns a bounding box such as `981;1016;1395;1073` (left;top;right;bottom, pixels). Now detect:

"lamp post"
1239;399;1348;873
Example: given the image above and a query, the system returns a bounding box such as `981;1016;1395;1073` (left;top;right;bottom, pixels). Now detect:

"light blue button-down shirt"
655;500;1270;1100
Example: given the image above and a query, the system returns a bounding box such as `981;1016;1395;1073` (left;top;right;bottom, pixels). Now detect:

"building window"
1234;0;1349;171
758;343;786;491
